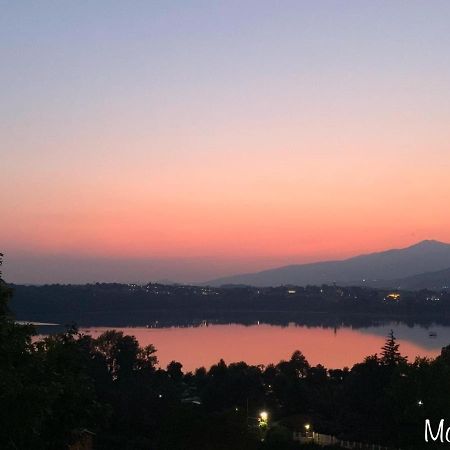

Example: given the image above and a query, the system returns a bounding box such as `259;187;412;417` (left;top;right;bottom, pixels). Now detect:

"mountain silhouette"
368;266;450;290
207;240;450;287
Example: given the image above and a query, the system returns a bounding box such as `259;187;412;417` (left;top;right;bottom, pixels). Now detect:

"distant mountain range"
369;267;450;291
207;240;450;289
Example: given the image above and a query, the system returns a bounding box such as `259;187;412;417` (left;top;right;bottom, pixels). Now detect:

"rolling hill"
369;267;450;291
207;240;450;287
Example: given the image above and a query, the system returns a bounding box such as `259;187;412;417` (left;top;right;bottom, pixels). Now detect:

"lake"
71;321;450;372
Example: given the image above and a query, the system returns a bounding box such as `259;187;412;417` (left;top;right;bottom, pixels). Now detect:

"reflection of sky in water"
354;322;450;351
76;323;450;372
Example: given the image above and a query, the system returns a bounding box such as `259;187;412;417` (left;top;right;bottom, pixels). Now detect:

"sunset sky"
2;1;450;283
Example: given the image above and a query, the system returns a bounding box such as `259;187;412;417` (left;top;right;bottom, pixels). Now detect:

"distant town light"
385;293;401;302
304;424;310;431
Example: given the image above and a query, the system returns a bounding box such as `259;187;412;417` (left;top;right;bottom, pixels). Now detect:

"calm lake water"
74;322;450;372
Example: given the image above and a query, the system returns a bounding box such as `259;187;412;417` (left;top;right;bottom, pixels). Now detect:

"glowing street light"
258;410;269;429
304;424;311;431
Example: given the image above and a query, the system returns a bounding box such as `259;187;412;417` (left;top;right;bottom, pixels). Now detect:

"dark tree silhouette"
167;360;184;381
380;329;407;366
0;253;12;317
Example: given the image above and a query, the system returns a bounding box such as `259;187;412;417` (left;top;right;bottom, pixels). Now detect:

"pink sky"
2;2;450;283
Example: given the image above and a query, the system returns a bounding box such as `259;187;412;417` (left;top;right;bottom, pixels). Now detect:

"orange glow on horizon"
3;1;450;283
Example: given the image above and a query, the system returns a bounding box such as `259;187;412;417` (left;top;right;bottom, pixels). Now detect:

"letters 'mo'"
425;419;450;443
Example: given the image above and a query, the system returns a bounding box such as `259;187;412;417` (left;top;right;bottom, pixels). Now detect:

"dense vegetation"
10;282;450;327
3;260;450;449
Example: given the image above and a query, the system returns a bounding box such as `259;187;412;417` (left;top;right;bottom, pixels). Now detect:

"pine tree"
380;329;407;366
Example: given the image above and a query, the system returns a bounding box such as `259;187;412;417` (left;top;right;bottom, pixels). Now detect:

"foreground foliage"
1;257;450;449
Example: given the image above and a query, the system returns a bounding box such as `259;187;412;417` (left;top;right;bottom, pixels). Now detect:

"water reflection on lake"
76;322;450;372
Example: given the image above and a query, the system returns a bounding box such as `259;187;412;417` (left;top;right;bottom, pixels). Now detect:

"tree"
438;344;450;366
289;350;310;378
380;330;407;366
0;255;104;450
95;330;158;379
0;253;12;317
167;361;184;381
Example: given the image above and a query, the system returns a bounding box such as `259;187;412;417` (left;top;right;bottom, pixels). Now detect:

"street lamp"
258;411;269;441
258;411;269;429
304;423;312;438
